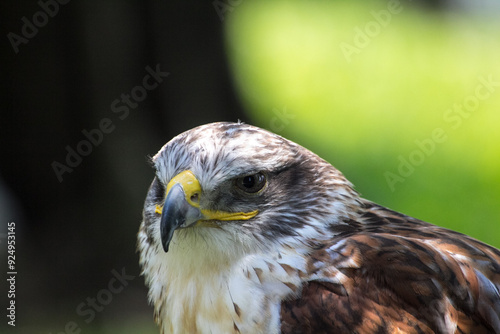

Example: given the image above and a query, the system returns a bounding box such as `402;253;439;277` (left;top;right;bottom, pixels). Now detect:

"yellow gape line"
155;170;258;223
201;209;259;221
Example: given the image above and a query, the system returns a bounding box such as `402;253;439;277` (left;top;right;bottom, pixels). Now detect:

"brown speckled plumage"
281;201;500;333
138;122;500;334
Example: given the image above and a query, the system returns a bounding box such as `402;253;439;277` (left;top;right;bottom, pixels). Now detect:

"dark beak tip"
162;242;170;253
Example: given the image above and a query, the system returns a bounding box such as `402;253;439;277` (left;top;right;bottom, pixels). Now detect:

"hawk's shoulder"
281;202;500;333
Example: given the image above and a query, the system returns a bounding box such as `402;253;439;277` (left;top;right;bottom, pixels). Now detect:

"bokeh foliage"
226;0;500;247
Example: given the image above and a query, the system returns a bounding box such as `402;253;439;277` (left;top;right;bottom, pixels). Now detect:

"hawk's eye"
235;172;266;193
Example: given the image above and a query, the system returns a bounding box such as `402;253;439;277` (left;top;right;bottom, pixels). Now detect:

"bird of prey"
138;122;500;334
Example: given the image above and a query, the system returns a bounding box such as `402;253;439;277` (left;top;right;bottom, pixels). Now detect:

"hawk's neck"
145;231;311;334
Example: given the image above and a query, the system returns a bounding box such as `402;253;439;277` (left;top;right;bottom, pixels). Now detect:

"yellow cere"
166;170;202;208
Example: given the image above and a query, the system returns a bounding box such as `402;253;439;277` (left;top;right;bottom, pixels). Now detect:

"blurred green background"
226;0;500;248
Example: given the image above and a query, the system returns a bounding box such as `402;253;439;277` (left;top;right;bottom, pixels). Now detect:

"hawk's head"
141;122;359;261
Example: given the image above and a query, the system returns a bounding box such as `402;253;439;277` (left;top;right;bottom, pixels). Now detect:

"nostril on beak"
190;192;200;205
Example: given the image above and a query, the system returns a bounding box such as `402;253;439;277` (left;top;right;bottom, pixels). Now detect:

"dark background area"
0;0;493;332
1;1;247;332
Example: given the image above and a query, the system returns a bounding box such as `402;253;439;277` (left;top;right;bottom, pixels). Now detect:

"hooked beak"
158;182;202;252
155;170;258;252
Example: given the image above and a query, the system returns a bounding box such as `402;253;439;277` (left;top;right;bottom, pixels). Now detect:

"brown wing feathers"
281;202;500;333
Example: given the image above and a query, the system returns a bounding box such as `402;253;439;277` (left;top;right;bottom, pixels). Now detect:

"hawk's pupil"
243;175;256;188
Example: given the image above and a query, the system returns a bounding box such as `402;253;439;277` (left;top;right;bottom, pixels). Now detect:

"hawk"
138;122;500;333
